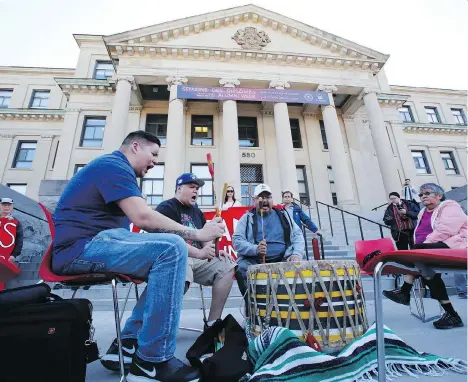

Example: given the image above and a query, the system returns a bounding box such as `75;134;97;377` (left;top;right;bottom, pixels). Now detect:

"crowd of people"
1;130;465;381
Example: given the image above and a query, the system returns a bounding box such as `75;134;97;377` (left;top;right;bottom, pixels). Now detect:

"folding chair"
37;203;143;382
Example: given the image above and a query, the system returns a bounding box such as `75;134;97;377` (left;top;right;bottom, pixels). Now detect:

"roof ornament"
232;27;271;50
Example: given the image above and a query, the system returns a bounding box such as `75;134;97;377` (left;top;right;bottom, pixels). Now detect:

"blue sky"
0;0;466;90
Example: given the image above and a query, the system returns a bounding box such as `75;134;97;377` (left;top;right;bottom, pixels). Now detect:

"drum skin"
247;260;368;352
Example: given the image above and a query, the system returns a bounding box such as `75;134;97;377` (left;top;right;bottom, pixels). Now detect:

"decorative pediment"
103;5;388;72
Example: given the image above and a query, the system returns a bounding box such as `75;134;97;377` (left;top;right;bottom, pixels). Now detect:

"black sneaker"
433;312;464;329
127;356;200;382
382;288;410;306
100;337;138;371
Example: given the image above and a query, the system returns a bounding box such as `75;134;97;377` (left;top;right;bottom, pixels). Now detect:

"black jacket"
383;200;420;240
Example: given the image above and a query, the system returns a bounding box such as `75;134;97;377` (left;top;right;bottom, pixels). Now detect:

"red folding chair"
37;203;143;381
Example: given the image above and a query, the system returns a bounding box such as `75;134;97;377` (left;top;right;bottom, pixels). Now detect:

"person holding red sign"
0;197;23;263
156;173;236;328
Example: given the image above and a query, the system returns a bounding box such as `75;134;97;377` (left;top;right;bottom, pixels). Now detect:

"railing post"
327;205;333;237
303;226;309;260
320;234;325;260
358;218;364;240
379;225;384;238
341;210;349;246
316;201;322;229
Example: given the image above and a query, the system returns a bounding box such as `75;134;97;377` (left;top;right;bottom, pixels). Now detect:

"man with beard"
233;184;305;297
53;131;225;381
156;173;236;328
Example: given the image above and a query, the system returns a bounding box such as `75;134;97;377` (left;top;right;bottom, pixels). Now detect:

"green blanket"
242;323;467;381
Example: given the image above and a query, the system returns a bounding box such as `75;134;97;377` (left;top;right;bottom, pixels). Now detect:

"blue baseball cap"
175;173;205;189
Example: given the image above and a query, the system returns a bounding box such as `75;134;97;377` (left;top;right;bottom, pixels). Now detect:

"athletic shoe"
127;355;200;382
382;288;410;306
433;312;464;329
100;337;138;371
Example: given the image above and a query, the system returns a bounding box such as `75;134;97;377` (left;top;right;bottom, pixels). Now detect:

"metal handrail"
371;202;389;211
315;200;409;245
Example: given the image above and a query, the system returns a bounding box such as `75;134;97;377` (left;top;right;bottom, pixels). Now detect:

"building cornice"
104;5;388;63
0;66;75;76
0;109;65;121
377;93;409;108
55;78;116;96
402;122;467;135
106;43;383;72
390;85;467;96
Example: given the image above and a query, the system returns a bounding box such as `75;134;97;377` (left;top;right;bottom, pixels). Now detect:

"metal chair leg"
179;283;204;333
119;283;134;323
410;279;441;323
135;282;139;301
71;287;79;299
200;284;207;324
111;278;126;382
373;262;386;382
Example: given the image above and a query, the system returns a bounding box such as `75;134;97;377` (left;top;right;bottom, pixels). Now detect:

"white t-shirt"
222;200;242;210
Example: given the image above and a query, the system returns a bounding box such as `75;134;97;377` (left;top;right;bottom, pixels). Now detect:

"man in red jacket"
0;198;23;263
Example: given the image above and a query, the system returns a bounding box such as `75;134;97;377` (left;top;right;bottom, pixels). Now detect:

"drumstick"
206;154;225;258
258;199;266;264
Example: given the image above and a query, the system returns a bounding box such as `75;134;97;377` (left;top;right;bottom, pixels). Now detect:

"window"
146;114;167;145
238;117;259;147
327;165;338;205
29;90;50;109
425;107;440;124
74;164;86;174
0;89;12;108
296;166;309;205
94;61;114;80
319;120;328;150
7;184;27;195
398;106;414;122
191;164;214;206
440;152;459;175
141;164;164;206
290;119;302;149
13;142;37;168
451;109;466;125
191;115;213;146
80;117;106;147
411;150;431;174
240;164;264;206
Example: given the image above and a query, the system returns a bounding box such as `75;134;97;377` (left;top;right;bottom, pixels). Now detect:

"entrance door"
240;164;264;206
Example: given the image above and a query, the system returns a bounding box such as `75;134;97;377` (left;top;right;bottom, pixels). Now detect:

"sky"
0;0;466;90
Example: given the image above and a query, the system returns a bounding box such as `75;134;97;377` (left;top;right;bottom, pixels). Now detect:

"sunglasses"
418;192;434;198
226;190;234;193
363;250;382;267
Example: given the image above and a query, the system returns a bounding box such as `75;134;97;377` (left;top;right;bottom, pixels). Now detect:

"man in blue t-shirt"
53;131;224;382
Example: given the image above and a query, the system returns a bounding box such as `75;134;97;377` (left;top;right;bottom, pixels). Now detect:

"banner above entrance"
177;85;330;105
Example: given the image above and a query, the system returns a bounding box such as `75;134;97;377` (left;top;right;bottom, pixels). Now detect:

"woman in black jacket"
383;192;420;250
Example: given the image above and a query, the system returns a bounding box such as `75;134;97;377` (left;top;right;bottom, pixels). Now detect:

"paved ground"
87;298;467;381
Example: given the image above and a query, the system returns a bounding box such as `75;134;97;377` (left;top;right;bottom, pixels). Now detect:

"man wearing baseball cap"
0;198;23;263
156;173;236;328
233;184;305;300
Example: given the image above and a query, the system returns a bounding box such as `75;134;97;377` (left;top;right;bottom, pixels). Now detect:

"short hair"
405;178;411;182
389;192;400;198
420;183;446;201
282;191;293;198
121;131;161;147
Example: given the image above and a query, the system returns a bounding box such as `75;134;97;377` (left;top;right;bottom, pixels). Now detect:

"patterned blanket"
241;324;467;381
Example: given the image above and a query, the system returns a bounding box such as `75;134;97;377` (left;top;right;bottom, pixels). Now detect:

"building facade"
0;5;466;210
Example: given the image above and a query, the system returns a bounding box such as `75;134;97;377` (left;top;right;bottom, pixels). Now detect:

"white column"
363;90;402;195
0;134;14;181
269;81;299;197
109;75;135;148
52;109;80;179
318;85;355;206
219;78;241;195
163;75;188;200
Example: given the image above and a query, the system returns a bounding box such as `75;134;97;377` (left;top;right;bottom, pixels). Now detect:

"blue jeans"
62;228;187;363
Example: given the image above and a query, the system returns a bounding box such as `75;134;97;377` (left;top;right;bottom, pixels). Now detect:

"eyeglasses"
258;195;273;199
226;190;234;193
418;192;434;198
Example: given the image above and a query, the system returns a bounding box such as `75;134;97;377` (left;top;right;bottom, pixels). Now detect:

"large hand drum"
247;260;368;352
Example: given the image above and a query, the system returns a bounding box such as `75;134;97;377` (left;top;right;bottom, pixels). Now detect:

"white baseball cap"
253;184;272;197
0;198;14;204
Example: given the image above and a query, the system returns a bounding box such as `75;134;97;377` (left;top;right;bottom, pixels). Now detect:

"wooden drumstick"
258;199;266;264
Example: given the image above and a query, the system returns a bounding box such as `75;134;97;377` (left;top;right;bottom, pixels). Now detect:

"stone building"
0;4;466;211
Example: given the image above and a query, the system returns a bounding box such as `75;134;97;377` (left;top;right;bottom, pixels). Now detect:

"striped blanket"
241;324;467;381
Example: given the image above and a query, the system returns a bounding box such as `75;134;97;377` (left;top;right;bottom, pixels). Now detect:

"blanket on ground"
241;323;467;381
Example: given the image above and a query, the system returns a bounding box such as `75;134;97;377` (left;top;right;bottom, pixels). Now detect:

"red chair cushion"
0;260;21;283
355;238;395;269
363;248;468;275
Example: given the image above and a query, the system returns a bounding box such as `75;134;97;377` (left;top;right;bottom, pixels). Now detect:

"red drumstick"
206;153;221;259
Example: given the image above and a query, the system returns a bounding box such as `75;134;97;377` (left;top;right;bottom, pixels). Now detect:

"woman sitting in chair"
383;183;467;329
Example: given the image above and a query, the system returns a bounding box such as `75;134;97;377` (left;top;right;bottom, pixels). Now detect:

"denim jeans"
62;228;187;363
